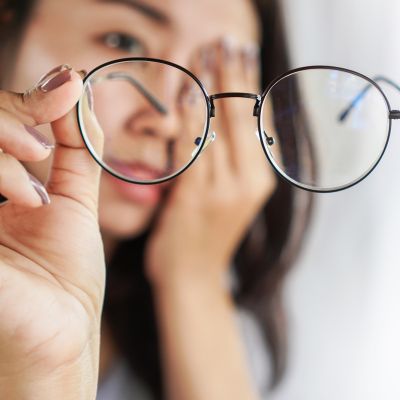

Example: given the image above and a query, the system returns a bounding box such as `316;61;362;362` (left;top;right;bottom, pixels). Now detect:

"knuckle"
0;90;44;126
0;109;49;161
1;152;16;166
241;177;268;203
5;91;27;117
0;155;37;205
20;91;45;125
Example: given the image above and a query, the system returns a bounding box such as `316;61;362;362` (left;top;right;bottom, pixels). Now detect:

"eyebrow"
99;0;169;24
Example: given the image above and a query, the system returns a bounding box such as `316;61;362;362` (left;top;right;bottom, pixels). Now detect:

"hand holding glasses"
76;58;399;193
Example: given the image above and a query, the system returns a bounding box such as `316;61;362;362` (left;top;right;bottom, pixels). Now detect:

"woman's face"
10;0;259;238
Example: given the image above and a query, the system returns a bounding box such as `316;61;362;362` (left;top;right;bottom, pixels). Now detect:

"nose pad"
191;131;217;158
256;129;275;146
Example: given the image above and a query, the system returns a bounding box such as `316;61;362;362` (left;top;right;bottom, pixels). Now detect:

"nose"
124;62;195;140
126;100;181;141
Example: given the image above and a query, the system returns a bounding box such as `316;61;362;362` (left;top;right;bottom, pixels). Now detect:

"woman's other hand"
0;65;104;399
145;39;275;400
146;39;275;288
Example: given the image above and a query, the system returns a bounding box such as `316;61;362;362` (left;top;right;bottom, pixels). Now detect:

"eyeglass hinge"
389;110;400;120
253;96;262;116
210;99;216;118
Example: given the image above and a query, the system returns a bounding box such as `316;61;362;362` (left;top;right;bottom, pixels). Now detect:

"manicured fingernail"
37;64;72;87
28;173;50;205
243;43;260;68
24;125;54;149
39;69;72;92
221;37;235;60
186;85;200;105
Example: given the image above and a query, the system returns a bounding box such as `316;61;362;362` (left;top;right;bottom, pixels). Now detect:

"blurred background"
272;0;400;399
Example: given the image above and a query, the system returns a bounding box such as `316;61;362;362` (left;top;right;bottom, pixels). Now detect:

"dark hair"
0;0;35;85
0;0;313;398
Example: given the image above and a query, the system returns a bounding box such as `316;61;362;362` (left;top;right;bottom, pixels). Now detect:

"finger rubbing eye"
200;47;216;71
220;37;235;61
242;43;260;69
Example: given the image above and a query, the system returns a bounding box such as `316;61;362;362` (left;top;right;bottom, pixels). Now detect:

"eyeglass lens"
260;68;390;192
78;60;209;184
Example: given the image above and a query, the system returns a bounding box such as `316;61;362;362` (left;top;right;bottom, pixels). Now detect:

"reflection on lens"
260;68;390;192
77;59;209;184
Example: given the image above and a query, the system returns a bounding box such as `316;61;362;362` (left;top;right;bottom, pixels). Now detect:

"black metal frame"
76;58;398;193
77;57;212;186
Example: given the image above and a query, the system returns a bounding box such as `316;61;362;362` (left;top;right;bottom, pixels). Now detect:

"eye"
100;32;144;55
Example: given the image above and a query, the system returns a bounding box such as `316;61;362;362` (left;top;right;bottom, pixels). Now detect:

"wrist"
0;332;101;400
149;261;228;294
152;269;235;314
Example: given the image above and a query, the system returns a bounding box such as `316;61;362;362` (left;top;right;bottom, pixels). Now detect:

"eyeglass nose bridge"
209;92;262;117
389;110;400;119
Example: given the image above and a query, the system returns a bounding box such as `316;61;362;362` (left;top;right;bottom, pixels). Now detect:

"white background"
271;1;400;399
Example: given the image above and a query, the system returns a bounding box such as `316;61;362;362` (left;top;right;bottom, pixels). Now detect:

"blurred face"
10;0;259;238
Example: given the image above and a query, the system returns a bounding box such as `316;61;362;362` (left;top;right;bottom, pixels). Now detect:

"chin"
97;172;158;239
98;199;154;239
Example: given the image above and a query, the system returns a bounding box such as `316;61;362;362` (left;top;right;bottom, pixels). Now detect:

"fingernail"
39;69;72;92
37;64;72;87
28;173;50;205
186;85;200;105
24;125;54;149
242;43;260;68
221;37;235;60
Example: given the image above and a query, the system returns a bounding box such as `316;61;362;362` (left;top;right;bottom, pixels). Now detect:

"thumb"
48;81;104;215
1;64;83;126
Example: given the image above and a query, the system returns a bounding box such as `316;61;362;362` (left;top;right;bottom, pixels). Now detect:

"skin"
0;0;276;398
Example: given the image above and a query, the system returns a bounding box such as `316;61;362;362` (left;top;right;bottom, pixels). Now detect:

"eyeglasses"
77;58;400;193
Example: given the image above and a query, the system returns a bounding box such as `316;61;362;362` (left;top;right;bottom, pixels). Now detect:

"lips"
105;159;167;205
106;158;165;181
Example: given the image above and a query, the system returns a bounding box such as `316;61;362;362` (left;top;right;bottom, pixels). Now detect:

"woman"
0;0;311;399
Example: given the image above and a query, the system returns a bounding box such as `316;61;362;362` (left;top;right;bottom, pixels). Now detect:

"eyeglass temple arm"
92;72;168;114
339;76;400;122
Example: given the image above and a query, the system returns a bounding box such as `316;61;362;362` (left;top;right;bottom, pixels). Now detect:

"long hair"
0;0;313;398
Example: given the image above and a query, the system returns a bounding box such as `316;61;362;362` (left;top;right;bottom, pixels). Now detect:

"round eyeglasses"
77;58;400;193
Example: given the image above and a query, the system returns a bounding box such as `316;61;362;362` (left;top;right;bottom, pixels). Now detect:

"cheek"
91;82;137;151
11;24;73;91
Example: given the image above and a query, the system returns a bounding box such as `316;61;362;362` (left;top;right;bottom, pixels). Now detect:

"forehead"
138;0;259;38
36;0;260;43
